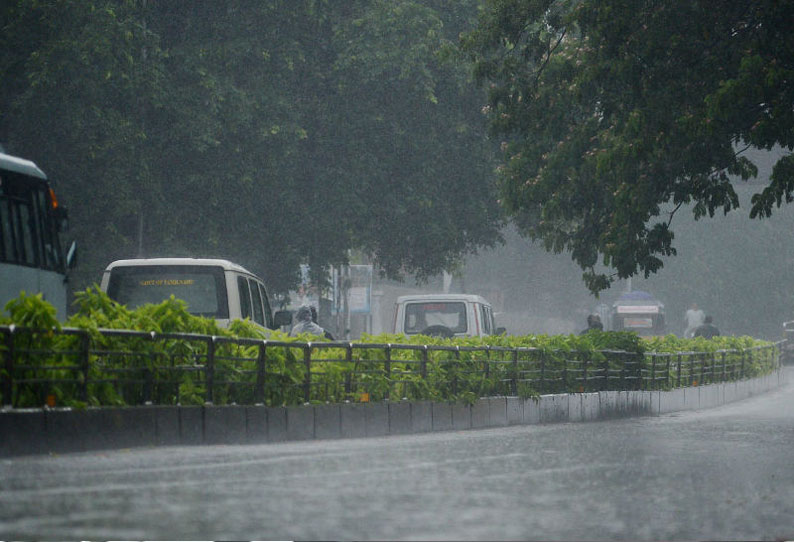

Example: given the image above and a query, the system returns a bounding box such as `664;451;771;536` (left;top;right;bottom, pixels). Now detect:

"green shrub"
0;290;778;407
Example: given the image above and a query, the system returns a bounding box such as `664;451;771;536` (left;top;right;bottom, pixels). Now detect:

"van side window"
249;278;265;325
259;283;274;328
480;305;492;335
237;276;252;320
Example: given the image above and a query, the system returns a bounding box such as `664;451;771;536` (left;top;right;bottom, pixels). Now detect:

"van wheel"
420;325;454;338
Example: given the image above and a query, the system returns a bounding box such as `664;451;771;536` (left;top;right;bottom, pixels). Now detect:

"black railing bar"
90;378;148;385
9;348;80;357
0;325;89;337
92;351;151;358
13;378;82;384
212;355;260;363
90;366;153;374
13;364;82;371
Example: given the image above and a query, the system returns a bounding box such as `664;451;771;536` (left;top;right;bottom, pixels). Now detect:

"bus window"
34;188;61;270
0;198;12;262
20;204;36;265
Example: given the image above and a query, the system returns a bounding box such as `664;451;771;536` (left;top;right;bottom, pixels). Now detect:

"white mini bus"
100;258;291;330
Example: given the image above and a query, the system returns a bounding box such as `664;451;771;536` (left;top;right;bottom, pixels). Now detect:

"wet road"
2;370;793;541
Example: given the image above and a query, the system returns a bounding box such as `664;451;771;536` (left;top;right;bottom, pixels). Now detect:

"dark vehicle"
607;290;665;337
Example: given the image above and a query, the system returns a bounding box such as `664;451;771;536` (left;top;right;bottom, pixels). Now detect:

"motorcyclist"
289;305;329;338
580;314;603;334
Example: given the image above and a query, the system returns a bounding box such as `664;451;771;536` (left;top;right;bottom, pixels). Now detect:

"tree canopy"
464;0;794;293
0;0;502;297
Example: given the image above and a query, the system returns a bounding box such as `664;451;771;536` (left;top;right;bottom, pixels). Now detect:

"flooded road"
2;370;792;540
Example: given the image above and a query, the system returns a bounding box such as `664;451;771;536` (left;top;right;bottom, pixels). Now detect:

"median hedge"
0;288;777;408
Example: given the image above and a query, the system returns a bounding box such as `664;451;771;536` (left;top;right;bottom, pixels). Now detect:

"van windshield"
106;265;228;318
404;302;467;334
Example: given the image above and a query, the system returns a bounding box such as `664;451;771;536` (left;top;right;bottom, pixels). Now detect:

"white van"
100;258;291;330
392;294;505;338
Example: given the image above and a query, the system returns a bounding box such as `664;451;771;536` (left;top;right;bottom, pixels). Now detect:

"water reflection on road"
2;371;793;541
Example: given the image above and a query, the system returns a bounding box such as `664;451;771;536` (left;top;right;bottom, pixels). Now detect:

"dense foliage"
464;0;794;293
1;290;777;408
0;0;502;295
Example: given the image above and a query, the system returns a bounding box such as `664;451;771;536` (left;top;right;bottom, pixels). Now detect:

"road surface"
1;369;792;540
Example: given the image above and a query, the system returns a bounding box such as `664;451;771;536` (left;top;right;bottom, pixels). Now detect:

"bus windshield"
106;265;229;318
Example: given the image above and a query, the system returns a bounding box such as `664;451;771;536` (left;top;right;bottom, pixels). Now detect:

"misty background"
373;146;793;341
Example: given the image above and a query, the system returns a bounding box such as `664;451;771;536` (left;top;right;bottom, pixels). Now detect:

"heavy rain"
1;1;793;541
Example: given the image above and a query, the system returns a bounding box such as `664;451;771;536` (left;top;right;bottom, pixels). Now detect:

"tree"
332;0;503;281
1;0;503;300
463;0;794;293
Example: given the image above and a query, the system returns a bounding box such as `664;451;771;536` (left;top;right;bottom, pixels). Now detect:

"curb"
0;368;787;457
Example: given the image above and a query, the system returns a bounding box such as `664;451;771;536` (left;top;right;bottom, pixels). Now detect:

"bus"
0;149;76;319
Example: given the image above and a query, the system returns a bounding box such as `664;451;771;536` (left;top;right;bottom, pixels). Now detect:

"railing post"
677;354;682;388
511;348;519;396
421;345;428;379
540;351;546;394
453;346;460;396
385;344;392;400
665;356;671;389
563;355;569;391
144;352;154;404
2;326;15;407
699;353;705;385
601;358;609;391
303;344;312;403
205;336;215;404
345;343;354;396
650;355;656;390
143;331;156;404
721;351;727;383
741;349;746;379
80;331;90;403
255;341;267;405
582;354;589;393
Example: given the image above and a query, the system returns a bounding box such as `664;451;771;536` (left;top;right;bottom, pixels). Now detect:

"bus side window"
34;188;60;270
17;203;37;266
0;198;12;262
237;275;252;320
248;278;265;326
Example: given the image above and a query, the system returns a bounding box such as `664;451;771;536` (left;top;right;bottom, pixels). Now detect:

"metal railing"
0;325;782;408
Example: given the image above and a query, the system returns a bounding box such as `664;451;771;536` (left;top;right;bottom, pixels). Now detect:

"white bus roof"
104;258;256;276
0;151;47;180
396;293;492;304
